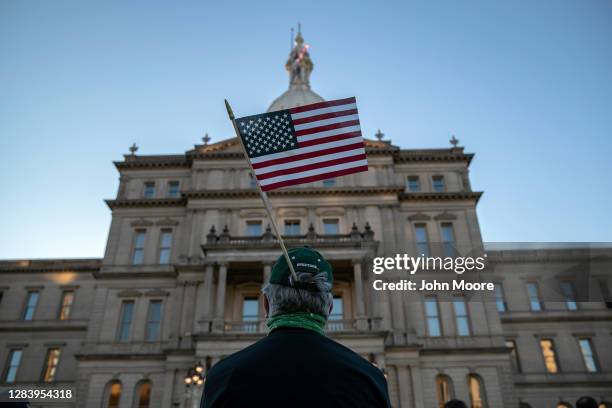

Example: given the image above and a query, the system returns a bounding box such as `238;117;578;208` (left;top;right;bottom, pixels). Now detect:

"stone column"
353;259;368;330
259;262;272;331
198;264;214;333
396;365;412;408
213;263;228;332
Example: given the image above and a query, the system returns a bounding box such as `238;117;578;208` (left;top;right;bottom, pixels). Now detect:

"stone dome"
267;28;324;112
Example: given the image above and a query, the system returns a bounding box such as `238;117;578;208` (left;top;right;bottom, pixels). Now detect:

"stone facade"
1;32;611;408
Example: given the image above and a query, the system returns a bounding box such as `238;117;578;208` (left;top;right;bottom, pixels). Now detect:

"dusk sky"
1;0;611;259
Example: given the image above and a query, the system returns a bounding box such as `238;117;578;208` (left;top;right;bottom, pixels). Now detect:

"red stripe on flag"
294;119;360;137
291;108;358;125
297;131;362;148
289;97;357;114
251;142;365;170
260;165;369;191
257;153;367;181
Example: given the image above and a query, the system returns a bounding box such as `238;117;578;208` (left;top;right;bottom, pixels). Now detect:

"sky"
0;0;611;259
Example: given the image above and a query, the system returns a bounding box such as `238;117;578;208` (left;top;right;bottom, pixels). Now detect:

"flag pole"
224;99;299;284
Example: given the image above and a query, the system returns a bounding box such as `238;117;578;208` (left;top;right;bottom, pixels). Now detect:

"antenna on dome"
290;27;294;50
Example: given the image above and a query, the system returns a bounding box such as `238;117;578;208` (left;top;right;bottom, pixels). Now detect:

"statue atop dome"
267;25;325;112
285;25;313;88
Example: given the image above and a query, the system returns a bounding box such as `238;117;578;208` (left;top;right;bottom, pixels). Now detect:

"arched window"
557;403;572;408
133;380;151;408
467;374;487;408
103;381;122;408
435;374;454;408
600;402;612;408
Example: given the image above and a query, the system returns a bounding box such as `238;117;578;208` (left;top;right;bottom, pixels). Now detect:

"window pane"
440;223;455;257
59;291;74;320
242;298;259;321
146;301;162;341
425;298;441;337
284;220;301;236
468;375;485;408
539;339;558;373
159;231;173;264
133;231;146;265
560;282;577;311
436;375;452;405
23;291;39;320
433;176;445;192
107;382;121;408
246;221;262;236
323;219;339;235
415;224;429;256
118;302;134;342
453;298;470;336
527;283;542;311
143;182;155;198
167;181;179;197
407;176;421;192
330;296;343;320
495;284;506;312
579;339;598;373
42;348;61;382
137;382;151;408
4;349;22;383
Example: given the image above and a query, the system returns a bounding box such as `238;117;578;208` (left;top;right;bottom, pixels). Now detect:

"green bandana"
267;312;326;336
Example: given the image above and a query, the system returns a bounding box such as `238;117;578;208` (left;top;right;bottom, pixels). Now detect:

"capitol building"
1;30;611;408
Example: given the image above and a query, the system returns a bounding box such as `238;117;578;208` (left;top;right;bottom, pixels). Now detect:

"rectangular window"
440;223;455;257
284;220;301;236
527;282;542;311
145;301;162;342
132;230;146;265
143;182;155;198
117;301;135;342
242;297;259;322
578;338;598;373
158;229;173;264
505;340;521;372
330;296;344;321
3;349;22;383
323;219;339;235
425;297;441;337
323;178;336;187
58;291;74;320
407;176;421;192
560;281;577;311
539;339;559;373
453;297;470;336
432;175;445;192
167;181;180;197
246;220;262;236
23;291;39;321
414;224;429;256
495;284;507;312
42;348;61;382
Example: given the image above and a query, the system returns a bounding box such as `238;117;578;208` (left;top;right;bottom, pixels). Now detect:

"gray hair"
262;272;333;318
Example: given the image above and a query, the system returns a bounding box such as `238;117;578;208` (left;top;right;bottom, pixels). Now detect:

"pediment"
433;211;457;221
117;289;143;298
144;288;170;297
155;218;179;226
131;218;154;227
407;212;431;221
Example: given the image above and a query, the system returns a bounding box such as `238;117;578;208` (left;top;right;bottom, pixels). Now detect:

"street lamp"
184;361;206;387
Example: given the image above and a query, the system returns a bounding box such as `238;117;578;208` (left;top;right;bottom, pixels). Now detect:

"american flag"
235;97;368;191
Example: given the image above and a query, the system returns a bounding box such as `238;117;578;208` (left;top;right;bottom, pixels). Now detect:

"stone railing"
218;317;383;334
203;222;375;248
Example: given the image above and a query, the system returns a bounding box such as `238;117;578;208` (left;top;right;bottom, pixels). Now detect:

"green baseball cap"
270;247;333;291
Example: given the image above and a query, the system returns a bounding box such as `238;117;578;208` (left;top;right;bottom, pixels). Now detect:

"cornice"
115;155;190;170
184;186;406;199
393;149;474;164
0;259;101;273
399;191;483;203
105;198;186;209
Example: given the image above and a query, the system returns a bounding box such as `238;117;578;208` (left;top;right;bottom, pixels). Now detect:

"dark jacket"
201;327;391;408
